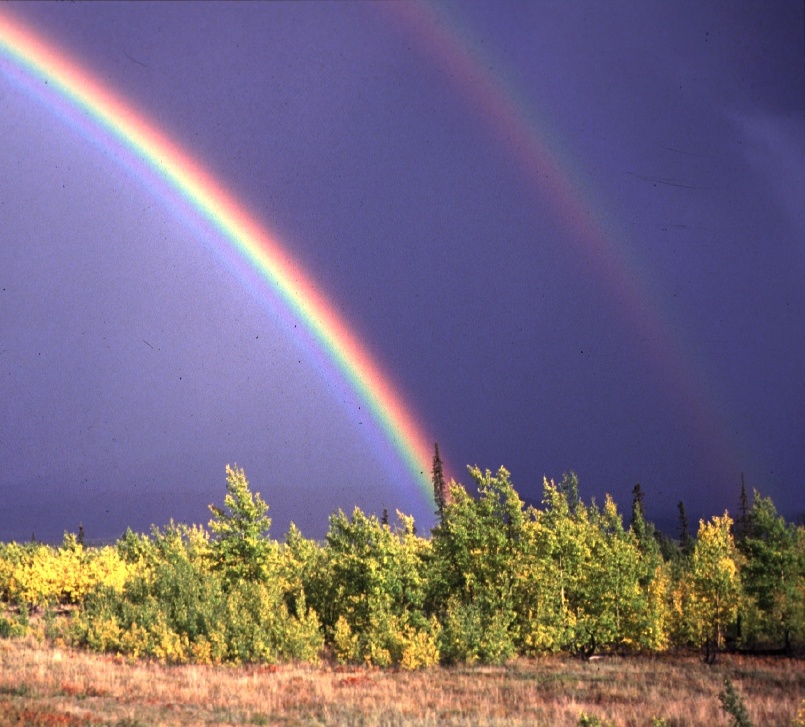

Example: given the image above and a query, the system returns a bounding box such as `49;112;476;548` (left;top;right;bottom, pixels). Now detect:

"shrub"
577;713;614;726
793;699;805;727
718;677;753;727
439;595;515;665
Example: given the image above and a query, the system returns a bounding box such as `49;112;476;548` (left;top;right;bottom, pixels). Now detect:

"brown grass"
0;639;803;726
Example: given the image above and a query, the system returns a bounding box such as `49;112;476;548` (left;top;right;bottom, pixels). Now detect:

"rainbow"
0;9;436;505
389;1;743;484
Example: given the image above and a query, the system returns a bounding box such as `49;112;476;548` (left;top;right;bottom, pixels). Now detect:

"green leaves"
3;461;804;667
321;506;434;667
738;492;804;650
208;465;274;583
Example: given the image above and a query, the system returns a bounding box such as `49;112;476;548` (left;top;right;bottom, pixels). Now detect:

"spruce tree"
432;442;450;520
678;500;692;555
630;483;645;531
557;472;580;513
719;677;753;727
736;473;751;543
629;483;652;553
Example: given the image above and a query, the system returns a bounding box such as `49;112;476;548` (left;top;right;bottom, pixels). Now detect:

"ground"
0;639;803;726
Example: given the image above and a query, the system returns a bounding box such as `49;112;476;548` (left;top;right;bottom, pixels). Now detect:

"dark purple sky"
1;1;803;542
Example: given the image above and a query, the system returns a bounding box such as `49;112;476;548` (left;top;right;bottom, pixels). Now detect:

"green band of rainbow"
0;10;435;505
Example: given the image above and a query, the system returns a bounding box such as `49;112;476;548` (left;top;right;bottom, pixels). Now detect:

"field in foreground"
0;639;803;726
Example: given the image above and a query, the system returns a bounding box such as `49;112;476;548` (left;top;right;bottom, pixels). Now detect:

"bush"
439;595;516;665
718;677;753;727
577;713;614;727
223;580;322;664
74;540;322;665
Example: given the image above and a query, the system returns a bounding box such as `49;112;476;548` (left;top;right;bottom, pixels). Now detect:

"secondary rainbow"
391;1;742;483
0;10;435;504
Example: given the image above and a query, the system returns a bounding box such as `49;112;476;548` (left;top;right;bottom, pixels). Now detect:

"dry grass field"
0;638;803;726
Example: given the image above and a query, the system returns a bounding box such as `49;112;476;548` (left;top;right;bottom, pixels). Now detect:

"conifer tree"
432;442;450;520
630;484;645;531
719;677;753;727
739;492;803;653
628;483;660;563
735;473;751;543
678;501;692;555
557;472;580;514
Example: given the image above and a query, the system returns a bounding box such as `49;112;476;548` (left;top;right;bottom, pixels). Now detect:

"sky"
1;1;803;543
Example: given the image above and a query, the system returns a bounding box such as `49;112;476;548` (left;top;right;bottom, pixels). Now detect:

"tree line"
0;455;802;667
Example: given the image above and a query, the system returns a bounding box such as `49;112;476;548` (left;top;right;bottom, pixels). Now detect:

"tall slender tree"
557;472;580;514
735;473;751;543
678;500;692;555
629;483;658;558
630;484;645;531
432;442;450;520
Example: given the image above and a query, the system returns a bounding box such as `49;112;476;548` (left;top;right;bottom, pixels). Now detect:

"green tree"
630;484;645;531
558;471;580;513
578;496;644;654
738;492;804;652
282;522;327;619
323;507;436;667
719;677;753;727
429;467;524;663
686;513;742;662
627;484;662;567
517;477;594;655
520;482;665;657
208;465;274;584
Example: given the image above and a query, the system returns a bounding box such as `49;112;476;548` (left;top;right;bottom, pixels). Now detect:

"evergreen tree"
719;677;754;727
735;473;751;543
432;442;450;520
628;483;660;563
557;472;580;514
739;492;803;653
630;484;645;531
678;501;692;556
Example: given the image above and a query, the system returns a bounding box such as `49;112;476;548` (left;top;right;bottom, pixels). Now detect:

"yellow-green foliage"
676;514;741;649
333;615;359;664
0;537;133;608
333;610;440;669
2;463;804;667
794;699;805;727
69;519;322;665
320;506;435;667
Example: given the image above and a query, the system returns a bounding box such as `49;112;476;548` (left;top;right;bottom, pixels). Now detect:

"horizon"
1;2;803;543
